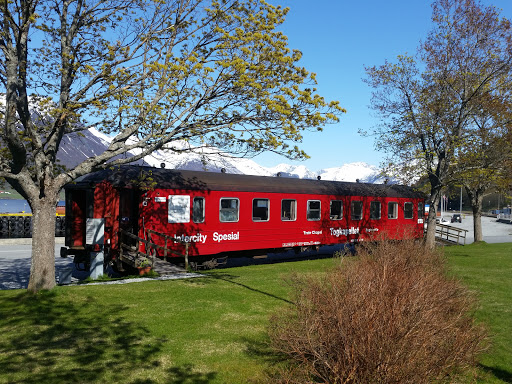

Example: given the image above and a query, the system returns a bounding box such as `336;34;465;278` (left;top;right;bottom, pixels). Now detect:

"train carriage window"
220;198;239;222
370;201;381;220
281;199;297;221
168;195;191;223
404;202;414;219
307;200;321;221
330;200;343;220
418;202;424;219
253;198;269;221
388;202;398;219
193;197;205;223
351;200;363;220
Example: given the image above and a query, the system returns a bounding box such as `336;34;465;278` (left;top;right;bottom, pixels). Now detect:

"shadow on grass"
0;291;216;384
165;364;217;384
203;271;293;304
129;364;216;384
480;364;512;383
240;335;293;383
241;335;283;363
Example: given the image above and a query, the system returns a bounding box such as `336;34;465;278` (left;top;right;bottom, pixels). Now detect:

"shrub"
268;239;487;384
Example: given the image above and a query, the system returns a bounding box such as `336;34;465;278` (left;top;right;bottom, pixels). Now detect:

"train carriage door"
119;189;140;236
65;188;94;247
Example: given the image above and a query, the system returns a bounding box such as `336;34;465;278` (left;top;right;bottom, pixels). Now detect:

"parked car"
451;214;462;223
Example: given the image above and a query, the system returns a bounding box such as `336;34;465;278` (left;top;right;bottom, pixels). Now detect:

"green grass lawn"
0;243;510;383
445;242;512;383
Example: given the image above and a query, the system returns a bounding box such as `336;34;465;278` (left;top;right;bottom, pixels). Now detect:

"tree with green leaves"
364;0;512;247
454;104;512;242
0;0;343;291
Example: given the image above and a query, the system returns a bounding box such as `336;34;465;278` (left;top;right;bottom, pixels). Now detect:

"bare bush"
268;239;487;384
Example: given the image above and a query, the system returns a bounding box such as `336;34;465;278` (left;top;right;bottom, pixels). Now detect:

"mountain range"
56;128;385;183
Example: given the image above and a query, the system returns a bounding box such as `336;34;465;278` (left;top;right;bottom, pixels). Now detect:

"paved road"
438;214;512;244
0;240;74;290
1;215;511;290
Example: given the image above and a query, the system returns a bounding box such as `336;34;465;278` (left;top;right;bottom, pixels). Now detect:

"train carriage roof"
68;166;425;199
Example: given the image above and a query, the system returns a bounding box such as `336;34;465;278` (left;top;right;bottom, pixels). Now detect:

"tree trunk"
466;188;484;243
27;199;58;292
473;206;483;242
425;191;441;249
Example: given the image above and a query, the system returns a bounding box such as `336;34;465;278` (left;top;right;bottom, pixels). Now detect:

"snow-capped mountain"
57;128;136;168
141;142;273;176
57;128;383;183
268;163;318;179
267;162;385;183
17;98;383;182
318;162;384;183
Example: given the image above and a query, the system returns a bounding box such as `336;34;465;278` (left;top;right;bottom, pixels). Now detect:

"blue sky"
254;0;512;171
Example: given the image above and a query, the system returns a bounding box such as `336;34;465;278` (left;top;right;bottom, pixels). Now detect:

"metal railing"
0;215;65;238
119;228;190;269
145;229;190;269
435;223;468;245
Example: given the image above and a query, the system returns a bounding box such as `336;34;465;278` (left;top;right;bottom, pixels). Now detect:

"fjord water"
0;199;31;213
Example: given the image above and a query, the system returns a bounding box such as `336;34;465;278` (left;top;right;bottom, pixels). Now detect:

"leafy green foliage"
0;0;343;291
364;0;512;247
3;0;344;187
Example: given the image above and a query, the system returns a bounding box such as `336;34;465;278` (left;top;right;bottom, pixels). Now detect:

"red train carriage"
62;166;425;273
